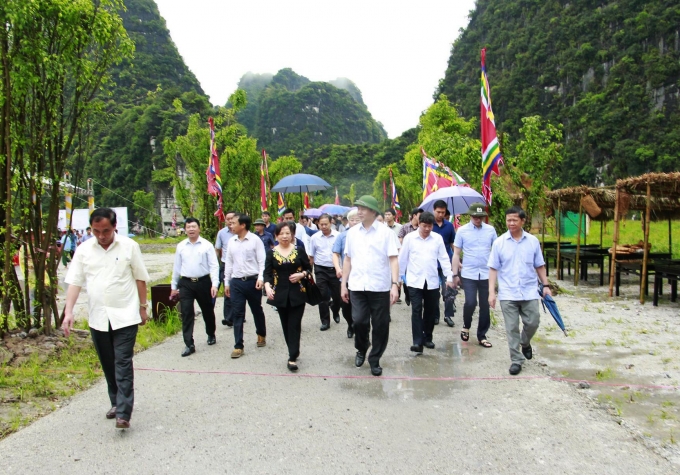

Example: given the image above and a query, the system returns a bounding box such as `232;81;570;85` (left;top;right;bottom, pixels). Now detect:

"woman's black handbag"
304;274;323;306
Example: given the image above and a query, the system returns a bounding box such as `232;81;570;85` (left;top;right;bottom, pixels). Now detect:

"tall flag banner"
335;187;340;205
481;48;503;205
303;192;310;211
206;117;224;221
422;148;468;199
383;181;387;202
389;168;401;219
262;149;272;207
86;178;94;216
260;150;268;212
65;187;73;226
277;193;286;215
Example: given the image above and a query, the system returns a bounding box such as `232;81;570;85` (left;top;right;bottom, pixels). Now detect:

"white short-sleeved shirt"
65;235;150;332
309;229;338;267
345;220;399;292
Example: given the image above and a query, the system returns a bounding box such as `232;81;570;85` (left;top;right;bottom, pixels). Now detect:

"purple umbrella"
303;208;323;218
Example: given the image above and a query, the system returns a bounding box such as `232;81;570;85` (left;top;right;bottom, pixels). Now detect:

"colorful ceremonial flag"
206;117;224;221
422;148;467;199
389;168;401;219
277;193;286;215
303;192;310;211
260;150;268;212
335;187;340;205
65;187;73;226
481;48;503;205
383;181;387;202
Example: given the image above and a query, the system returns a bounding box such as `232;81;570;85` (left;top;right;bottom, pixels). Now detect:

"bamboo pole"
640;180;652;304
669;217;673;257
574;199;583;285
608;187;620;297
600;220;603;248
556;198;561;279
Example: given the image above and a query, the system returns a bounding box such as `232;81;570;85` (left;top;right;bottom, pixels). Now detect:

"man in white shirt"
283;208;309;252
170;218;219;357
62;208;150;430
224;213;267;359
341;196;400;377
215;210;236;326
399;211;454;353
309;214;343;331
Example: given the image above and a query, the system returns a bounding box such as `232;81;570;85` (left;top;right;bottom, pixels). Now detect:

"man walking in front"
62;208;150;429
399;211;454;353
341;196;399;376
452;203;497;348
309;213;343;331
224;213;267;358
431;200;456;326
170;218;219;357
488;206;552;375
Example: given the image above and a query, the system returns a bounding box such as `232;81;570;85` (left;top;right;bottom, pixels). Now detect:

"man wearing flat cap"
341;195;400;377
451;202;497;348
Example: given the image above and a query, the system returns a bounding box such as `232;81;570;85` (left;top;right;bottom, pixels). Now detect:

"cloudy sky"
154;0;477;138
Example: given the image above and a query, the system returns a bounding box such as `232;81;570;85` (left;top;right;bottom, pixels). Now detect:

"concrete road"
1;300;675;474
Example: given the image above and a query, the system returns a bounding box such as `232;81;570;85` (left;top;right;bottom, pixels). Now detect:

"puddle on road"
339;341;478;401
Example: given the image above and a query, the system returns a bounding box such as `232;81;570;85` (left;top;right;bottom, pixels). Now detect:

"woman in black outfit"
264;222;312;371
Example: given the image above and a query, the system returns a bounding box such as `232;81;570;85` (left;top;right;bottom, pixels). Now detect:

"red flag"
335;187;340;205
383;181;387;201
422;147;468;199
303;192;310;211
389;168;402;220
260;150;268;212
481;48;503;205
206;117;224;222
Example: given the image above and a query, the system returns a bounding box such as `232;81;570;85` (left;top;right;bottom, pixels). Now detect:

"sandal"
460;329;470;341
478;339;492;348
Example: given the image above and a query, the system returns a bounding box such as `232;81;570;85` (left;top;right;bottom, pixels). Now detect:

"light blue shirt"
454;222;497;280
60;233;76;251
332;230;348;256
487;230;545;301
215;226;234;263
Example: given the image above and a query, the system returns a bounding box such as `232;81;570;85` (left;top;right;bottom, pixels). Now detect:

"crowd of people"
61;199;552;429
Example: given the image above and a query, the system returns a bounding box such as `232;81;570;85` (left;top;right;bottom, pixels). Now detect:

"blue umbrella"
419;185;485;216
539;283;568;336
319;204;351;215
303;208;323;218
271;174;332;193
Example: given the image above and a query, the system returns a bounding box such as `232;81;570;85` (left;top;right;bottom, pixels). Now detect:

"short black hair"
224;210;238;217
433;200;447;211
505;206;527;219
282;208;295;217
274;221;295;237
184;217;200;228
410;207;423;218
86;227;91;231
418;211;435;225
262;211;271;217
318;213;332;223
385;208;396;216
235;213;251;230
90;208;117;226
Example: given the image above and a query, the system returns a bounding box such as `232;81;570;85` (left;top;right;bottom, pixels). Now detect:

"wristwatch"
391;282;399;287
140;302;149;310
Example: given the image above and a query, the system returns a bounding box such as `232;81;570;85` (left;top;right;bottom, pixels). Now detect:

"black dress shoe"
222;319;233;327
521;344;533;360
370;365;383;376
355;351;366;367
207;336;216;345
434;317;440;325
320;323;330;331
333;313;341;324
444;316;454;327
509;363;522;375
106;406;117;419
424;341;435;349
181;346;195;357
410;345;423;353
347;327;354;339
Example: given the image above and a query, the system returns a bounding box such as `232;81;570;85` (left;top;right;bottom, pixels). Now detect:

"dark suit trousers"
215;262;233;323
178;277;216;347
315;265;342;325
408;282;440;346
438;268;455;318
350;290;390;367
90;323;138;421
461;277;491;341
278;304;305;361
230;278;266;349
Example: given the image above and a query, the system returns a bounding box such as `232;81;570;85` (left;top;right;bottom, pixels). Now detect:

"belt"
233;275;258;281
181;274;210;283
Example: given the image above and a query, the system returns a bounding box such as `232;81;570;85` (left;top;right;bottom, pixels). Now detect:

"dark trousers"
278;304;305;361
90;324;138;421
438;268;455;318
230;278;266;349
315;265;343;325
215;263;232;322
461;277;491;341
179;277;216;347
408;282;440;346
350;290;390;367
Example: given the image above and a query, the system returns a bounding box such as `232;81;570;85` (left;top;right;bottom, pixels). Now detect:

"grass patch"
595;367;615;381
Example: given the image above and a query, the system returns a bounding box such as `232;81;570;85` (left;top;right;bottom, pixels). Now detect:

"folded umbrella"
539;283;568;336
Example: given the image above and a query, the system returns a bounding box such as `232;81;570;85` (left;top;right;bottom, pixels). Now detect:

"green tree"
132;190;160;236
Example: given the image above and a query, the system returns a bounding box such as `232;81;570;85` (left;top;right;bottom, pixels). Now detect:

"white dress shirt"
308;229;338;267
345;220;399;292
171;237;219;290
295;223;310;252
224;231;266;284
215;226;234;263
399;230;452;289
65;234;150;332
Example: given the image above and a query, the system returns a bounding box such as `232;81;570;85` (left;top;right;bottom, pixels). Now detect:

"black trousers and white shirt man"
171;218;219;357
